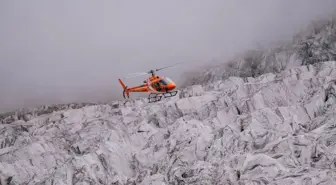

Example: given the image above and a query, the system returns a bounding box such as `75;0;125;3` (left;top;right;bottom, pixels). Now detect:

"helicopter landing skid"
148;91;178;103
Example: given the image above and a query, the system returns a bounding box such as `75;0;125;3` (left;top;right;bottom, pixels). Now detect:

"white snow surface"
2;61;336;184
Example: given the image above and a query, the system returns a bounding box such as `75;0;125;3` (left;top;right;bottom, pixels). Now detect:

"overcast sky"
0;0;335;113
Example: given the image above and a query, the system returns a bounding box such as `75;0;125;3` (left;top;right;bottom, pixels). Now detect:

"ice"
2;61;336;184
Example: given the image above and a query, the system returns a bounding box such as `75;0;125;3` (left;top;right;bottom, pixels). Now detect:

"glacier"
1;61;336;184
181;16;336;89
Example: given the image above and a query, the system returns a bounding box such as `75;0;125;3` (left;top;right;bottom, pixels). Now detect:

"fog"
0;0;335;113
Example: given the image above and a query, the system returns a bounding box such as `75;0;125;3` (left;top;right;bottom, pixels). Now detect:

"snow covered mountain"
182;16;336;88
2;60;336;185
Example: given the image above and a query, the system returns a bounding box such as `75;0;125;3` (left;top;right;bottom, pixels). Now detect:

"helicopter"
118;62;182;103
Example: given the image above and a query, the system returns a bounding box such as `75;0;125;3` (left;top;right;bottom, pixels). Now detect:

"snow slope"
2;61;336;184
182;16;336;88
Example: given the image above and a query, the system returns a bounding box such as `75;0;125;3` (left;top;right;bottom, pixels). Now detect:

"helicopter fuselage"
147;75;176;93
118;62;182;102
126;75;176;93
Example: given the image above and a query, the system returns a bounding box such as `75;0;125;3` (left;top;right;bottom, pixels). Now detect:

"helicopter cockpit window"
159;77;173;85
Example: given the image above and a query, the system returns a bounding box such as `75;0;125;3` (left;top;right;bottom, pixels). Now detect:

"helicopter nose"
167;83;176;90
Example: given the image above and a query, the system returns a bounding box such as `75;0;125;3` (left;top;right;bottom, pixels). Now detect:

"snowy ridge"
2;61;336;184
0;103;99;125
182;16;336;87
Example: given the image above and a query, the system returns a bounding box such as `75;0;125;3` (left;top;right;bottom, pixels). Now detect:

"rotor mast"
148;69;156;77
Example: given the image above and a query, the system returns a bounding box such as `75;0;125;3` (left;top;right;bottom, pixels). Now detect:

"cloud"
1;0;335;113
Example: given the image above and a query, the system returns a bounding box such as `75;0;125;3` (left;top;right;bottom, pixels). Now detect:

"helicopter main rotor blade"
155;62;184;72
123;72;149;79
121;61;184;79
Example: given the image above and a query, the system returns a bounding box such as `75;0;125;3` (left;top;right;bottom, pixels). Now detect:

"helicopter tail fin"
118;78;126;89
118;79;129;99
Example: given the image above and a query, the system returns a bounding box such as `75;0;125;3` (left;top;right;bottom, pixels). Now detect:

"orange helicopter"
118;62;182;103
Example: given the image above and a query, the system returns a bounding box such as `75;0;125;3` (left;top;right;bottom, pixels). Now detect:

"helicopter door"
152;81;162;91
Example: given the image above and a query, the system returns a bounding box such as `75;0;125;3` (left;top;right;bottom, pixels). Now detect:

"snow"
2;61;336;184
182;17;336;89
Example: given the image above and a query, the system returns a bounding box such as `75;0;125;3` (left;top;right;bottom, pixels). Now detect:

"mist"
0;0;335;113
